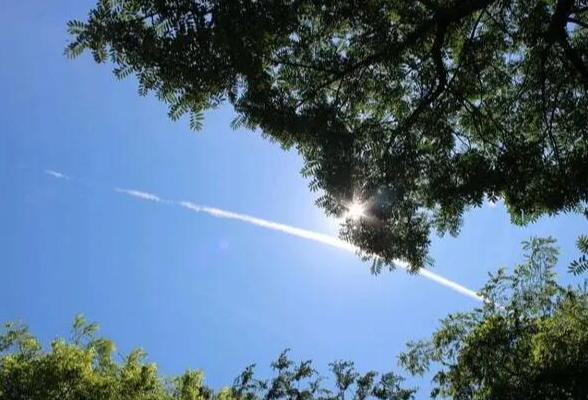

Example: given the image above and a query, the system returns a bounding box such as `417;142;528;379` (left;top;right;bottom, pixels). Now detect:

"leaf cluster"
399;237;588;399
0;320;414;400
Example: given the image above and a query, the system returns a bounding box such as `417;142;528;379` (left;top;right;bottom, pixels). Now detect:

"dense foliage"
3;239;587;399
66;0;588;270
399;237;588;399
0;317;414;400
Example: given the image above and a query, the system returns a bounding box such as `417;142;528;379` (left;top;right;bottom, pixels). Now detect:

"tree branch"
299;0;501;108
271;58;338;74
380;24;449;156
568;17;588;29
548;0;588;88
560;39;588;87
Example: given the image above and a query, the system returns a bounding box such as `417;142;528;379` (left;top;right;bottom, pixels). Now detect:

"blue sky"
1;1;586;398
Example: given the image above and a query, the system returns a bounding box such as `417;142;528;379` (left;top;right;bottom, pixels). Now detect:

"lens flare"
345;202;366;220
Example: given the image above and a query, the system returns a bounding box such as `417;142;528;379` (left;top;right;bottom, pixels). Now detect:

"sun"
345;202;366;220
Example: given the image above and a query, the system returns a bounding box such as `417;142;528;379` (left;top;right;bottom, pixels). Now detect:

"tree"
0;316;414;400
399;237;588;399
66;0;588;270
3;240;587;400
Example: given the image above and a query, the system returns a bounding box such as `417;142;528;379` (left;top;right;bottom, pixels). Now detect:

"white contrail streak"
117;188;483;302
178;201;358;253
45;169;70;180
115;188;167;203
179;201;483;302
42;169;483;302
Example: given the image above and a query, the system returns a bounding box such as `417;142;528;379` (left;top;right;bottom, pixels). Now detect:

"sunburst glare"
345;202;366;220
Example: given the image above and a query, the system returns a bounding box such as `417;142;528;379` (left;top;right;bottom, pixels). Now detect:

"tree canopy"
0;316;414;400
3;238;588;399
399;237;588;399
66;0;588;270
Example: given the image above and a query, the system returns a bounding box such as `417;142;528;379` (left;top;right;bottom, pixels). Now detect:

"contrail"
115;188;168;203
45;169;70;180
42;171;482;302
115;188;483;302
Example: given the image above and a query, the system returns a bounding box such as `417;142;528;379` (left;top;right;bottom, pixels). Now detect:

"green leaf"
189;111;204;131
66;20;87;35
569;255;588;276
64;42;85;59
113;65;134;80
